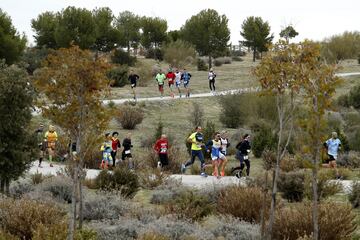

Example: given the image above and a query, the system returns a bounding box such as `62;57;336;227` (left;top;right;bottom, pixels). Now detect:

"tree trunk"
5;178;10;195
78;170;83;229
260;170;269;238
267;94;284;240
0;179;4;193
67;164;78;240
208;55;212;70
127;42;130;54
312;98;320;240
253;48;256;62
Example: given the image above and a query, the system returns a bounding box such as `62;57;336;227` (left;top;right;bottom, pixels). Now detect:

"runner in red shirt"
166;70;176;98
154;134;169;168
111;132;121;167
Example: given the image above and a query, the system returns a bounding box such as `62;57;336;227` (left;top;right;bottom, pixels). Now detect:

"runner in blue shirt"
323;132;342;179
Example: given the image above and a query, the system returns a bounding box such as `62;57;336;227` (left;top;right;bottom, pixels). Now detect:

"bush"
215;57;232;65
217;186;270;223
138;232;169;240
304;170;342;200
162;40;196;68
278;171;305;202
349;128;360;151
115;105;144;130
111;48;136;66
280;154;302;172
251;122;277;158
145;48;163;61
165;190;215;221
31;171;46;185
39;176;72;203
9;179;34;198
188;102;204;128
82;192;131;220
272;202;357;240
213;58;222;67
0;198;66;240
349;181;360;208
231;56;243;61
231;50;246;57
138;168;169;190
107;65;129;87
339;151;360;168
150;179;187;205
197;58;208;71
95;168;139;197
202;215;261;240
337;94;350;107
219;94;246;128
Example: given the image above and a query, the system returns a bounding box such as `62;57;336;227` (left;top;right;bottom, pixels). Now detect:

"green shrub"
251;122;277;158
278;171;305;202
217;186;270;223
348;84;360;109
162;40;196;68
197;58;208;71
107;65;129;87
145;48;163;61
213;59;222;67
219;94;246;128
232;56;243;61
304;170;342;200
273;202;357;240
40;176;73;203
349;181;360;208
115;105;144;130
339;151;360;168
95;168;139;197
0;198;66;240
111;49;136;66
165;190;215;221
188;102;204;128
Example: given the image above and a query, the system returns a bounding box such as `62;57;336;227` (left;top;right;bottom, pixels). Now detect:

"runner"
111;131;121;167
174;69;183;98
166;69;176;98
208;68;217;94
181;126;207;177
219;130;230;176
155;69;166;98
232;134;251;178
44;125;58;167
323;132;342;179
122;133;134;169
206;132;227;178
154;134;169;168
35;123;45;167
100;133;113;169
181;68;192;98
128;70;140;100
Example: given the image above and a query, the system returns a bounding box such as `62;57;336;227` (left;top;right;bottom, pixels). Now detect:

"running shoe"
157;161;162;169
181;164;186;174
220;171;225;177
235;172;241;179
200;172;208;177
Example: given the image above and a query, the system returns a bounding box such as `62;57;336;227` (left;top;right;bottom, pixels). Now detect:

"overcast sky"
1;0;359;46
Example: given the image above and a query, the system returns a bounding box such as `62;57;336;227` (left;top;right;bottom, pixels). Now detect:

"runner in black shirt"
128;70;140;100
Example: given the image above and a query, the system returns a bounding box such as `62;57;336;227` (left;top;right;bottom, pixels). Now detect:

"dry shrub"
133;60;153;87
0;198;66;240
165;190;215;221
138;232;170;240
0;230;18;240
278;170;305;202
280;154;302;172
217;186;270;223
304;170;342;200
115;105;144;130
33;222;97;240
262;149;276;171
138;168;169;189
272;202;357;240
349;181;360;208
39;176;73;203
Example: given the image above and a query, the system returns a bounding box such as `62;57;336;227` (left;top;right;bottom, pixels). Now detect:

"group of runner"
128;67;217;100
35;123;342;180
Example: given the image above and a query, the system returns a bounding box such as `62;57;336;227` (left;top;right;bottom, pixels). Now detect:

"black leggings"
209;80;215;91
232;159;250;176
111;151;117;167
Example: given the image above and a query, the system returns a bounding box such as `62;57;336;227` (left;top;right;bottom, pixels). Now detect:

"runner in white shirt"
174;69;182;98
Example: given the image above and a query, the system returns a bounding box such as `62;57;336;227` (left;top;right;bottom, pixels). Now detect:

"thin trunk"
260;170;269;238
208;55;212;70
5;179;10;195
312;97;320;240
267;94;284;240
127;42;130;54
0;179;3;193
68;164;78;240
78;169;83;229
253;48;256;62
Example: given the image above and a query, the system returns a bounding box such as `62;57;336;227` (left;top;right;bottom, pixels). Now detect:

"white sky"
1;0;359;46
